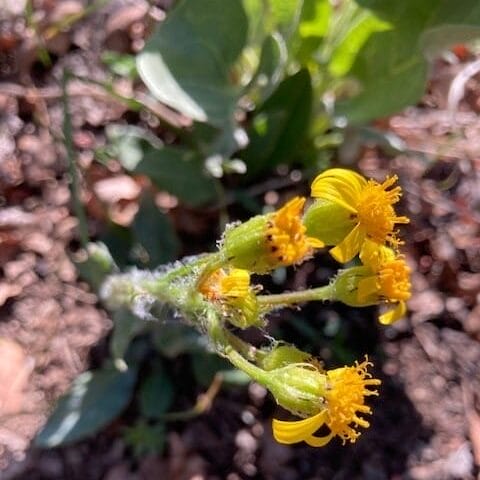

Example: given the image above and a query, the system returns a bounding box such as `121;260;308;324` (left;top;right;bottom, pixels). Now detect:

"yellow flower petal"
329;223;365;263
379;301;406;325
305;432;334;447
272;410;328;444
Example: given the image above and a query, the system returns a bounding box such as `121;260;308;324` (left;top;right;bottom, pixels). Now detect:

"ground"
0;1;480;479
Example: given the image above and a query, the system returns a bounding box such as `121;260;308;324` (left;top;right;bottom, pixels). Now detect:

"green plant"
36;0;480;452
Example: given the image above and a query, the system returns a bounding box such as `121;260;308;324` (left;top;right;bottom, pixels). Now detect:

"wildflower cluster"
102;168;411;448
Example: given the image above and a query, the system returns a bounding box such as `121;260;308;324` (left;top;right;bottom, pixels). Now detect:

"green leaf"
191;353;250;387
123;420;166;457
139;363;174;418
106;125;217;206
102;51;138;79
298;0;331;38
328;9;391;77
35;367;137;447
133;195;179;267
110;309;146;362
106;124;162;171
269;0;304;37
241;69;312;175
134;147;217;206
75;242;116;291
136;0;247;126
251;33;287;99
100;223;134;269
191;353;231;387
292;0;331;67
334;0;480;124
152;322;207;358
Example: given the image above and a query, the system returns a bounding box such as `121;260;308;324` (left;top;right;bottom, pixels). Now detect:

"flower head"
309;168;409;263
272;358;381;447
199;268;260;328
331;240;411;324
222;197;323;273
358;240;411;324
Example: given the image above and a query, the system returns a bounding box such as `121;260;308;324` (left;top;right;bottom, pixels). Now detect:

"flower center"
199;268;250;300
266;197;323;266
378;258;411;301
324;359;381;444
355;176;409;246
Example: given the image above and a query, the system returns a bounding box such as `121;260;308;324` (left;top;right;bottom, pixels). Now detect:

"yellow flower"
309;168;409;263
198;268;260;328
358;240;411;325
272;358;381;447
223;197;324;273
265;197;324;266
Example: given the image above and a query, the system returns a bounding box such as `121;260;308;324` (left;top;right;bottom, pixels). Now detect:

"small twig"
447;58;480;122
0;80;190;129
159;373;223;422
62;69;89;248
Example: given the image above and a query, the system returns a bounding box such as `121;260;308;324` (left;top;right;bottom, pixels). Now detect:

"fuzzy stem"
223;329;267;363
223;345;270;385
257;284;335;307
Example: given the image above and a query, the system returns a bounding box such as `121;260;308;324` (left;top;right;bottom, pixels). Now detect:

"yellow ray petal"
272;410;328;444
379;301;406;325
305;432;334;447
329;224;365;263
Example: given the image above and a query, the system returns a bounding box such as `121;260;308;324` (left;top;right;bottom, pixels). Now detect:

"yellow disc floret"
272;358;381;447
266;197;324;267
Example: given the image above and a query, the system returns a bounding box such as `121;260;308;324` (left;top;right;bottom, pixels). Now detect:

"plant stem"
223;329;267;362
62;69;89;248
223;345;269;386
257;284;334;307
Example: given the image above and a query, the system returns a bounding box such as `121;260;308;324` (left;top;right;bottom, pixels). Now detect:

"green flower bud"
265;364;328;417
221;197;323;274
198;267;262;329
260;345;312;371
224;347;326;417
303;199;355;246
222;215;272;273
331;266;378;307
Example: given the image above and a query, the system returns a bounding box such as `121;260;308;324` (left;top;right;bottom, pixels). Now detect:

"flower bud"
198;268;262;328
260;344;312;371
265;363;328;417
303;199;355;246
332;266;378;307
221;197;323;274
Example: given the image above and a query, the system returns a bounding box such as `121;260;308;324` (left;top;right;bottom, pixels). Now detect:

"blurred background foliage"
34;0;480;457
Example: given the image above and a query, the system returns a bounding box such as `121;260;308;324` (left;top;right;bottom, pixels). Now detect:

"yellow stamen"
266;197;324;267
356;176;409;247
272;358;381;447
